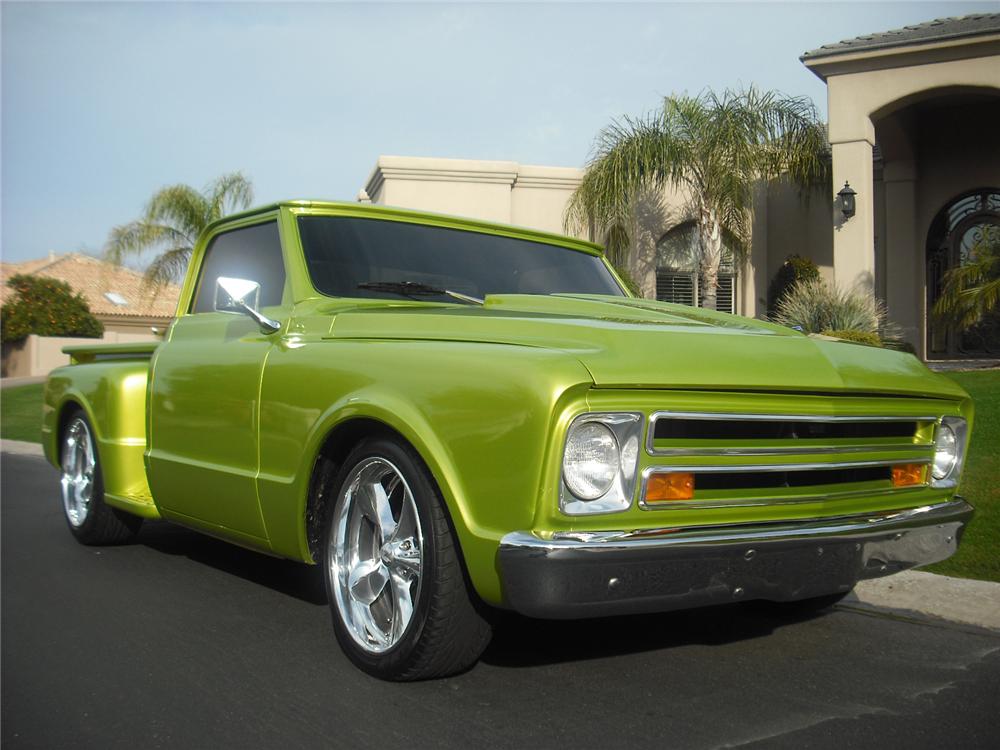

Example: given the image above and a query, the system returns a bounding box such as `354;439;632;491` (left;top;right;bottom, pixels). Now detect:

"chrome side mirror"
214;277;280;334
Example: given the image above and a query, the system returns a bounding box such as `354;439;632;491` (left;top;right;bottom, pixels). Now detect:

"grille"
641;410;938;510
647;412;932;457
653;417;916;442
694;465;889;490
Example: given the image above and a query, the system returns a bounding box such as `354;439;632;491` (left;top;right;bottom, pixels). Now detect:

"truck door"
146;217;288;543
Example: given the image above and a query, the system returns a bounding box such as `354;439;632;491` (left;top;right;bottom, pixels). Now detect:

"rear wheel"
60;410;142;545
322;436;491;680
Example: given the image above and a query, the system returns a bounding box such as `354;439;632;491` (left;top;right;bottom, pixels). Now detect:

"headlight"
930;417;968;488
560;413;642;515
563;422;618;500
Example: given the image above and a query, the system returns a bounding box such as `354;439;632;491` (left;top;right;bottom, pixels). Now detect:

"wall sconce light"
837;181;857;219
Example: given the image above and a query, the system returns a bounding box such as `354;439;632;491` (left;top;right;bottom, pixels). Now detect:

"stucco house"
0;252;180;377
361;14;999;360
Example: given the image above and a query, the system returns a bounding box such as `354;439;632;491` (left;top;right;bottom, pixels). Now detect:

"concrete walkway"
851;570;1000;631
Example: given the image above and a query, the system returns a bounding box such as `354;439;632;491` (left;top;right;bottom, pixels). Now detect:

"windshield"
297;216;624;301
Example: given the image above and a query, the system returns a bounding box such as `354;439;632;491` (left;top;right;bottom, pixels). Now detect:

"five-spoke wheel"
58;409;142;545
323;436;491;680
61;416;96;529
330;457;424;652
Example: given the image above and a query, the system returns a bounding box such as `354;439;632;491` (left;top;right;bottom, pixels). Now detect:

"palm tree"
106;172;254;289
567;87;829;309
933;232;1000;329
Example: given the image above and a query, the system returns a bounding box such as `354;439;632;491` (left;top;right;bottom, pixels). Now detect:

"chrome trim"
640;480;925;511
647;443;932;457
644;457;928;474
930;417;969;490
502;499;970;552
637;459;929;510
560;412;643;516
497;499;973;618
645;410;936;457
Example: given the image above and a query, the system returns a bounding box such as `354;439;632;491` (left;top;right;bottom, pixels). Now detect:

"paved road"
3;452;999;749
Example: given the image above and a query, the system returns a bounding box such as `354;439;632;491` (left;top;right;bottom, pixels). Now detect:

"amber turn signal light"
891;463;925;487
645;472;695;502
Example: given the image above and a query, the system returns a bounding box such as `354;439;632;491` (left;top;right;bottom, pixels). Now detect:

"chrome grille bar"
646;410;936;457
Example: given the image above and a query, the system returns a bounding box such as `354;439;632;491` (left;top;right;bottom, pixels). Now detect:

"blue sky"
2;1;996;263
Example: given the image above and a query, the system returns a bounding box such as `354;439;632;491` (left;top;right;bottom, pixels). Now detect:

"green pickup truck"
43;200;974;680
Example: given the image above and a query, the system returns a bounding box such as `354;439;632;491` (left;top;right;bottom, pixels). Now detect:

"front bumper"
498;499;973;618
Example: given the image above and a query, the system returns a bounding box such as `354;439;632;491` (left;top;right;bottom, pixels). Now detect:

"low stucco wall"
1;332;161;379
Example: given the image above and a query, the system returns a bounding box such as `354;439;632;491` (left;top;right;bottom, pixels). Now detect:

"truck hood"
327;294;964;400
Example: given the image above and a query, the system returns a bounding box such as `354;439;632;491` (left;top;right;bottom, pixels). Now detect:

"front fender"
256;339;593;605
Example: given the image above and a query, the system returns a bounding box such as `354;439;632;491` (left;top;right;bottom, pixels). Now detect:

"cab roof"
204;199;606;256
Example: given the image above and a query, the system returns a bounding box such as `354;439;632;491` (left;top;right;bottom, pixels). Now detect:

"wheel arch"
49;392;101;466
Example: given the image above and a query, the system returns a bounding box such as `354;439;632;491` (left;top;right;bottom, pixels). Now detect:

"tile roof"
0;253;181;319
801;13;1000;60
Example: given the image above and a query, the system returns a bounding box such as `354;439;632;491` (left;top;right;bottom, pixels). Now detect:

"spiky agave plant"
773;279;896;340
105;172;254;292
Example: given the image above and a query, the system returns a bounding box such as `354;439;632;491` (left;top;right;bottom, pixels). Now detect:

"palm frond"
141;247;194;293
104;171;255;290
566;85;829;306
207;172;254;222
105;221;191;266
933;237;1000;328
145;185;211;240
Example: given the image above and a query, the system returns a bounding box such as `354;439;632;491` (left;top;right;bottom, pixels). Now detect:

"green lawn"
924;369;1000;583
2;372;998;581
0;383;44;443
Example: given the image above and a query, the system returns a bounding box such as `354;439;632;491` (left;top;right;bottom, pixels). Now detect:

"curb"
1;439;45;457
849;570;1000;632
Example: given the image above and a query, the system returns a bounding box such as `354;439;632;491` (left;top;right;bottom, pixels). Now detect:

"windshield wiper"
357;281;484;305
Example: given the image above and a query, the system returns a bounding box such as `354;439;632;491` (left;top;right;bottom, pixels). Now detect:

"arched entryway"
926;188;1000;358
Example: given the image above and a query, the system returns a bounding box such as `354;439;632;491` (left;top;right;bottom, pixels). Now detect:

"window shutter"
656;272;696;306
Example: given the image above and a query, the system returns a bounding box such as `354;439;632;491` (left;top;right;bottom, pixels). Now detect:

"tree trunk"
698;206;723;311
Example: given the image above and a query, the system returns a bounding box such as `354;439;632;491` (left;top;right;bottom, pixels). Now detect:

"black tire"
321;436;492;680
59;409;143;545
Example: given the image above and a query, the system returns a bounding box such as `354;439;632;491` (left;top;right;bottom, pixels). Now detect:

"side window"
191;221;286;313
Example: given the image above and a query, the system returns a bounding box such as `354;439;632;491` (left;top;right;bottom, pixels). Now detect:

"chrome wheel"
329;457;424;654
61;417;95;528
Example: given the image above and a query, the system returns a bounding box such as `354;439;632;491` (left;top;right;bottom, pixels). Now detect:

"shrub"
772;278;897;339
821;329;882;347
767;254;819;314
1;274;104;343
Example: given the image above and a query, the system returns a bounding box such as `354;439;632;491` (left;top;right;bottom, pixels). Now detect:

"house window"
655;222;737;314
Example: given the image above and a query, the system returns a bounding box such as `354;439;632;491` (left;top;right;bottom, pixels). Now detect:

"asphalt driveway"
3;452;999;749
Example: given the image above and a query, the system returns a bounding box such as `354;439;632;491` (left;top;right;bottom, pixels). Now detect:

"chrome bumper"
497;500;973;619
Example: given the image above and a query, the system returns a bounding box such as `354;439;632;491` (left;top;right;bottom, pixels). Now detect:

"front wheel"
59;410;142;545
322;437;491;680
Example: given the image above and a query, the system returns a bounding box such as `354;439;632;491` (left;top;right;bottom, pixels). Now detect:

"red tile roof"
0;253;181;319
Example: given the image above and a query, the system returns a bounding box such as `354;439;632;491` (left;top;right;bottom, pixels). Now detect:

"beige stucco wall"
764;182;835;287
364;156;587;237
1;331;163;379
